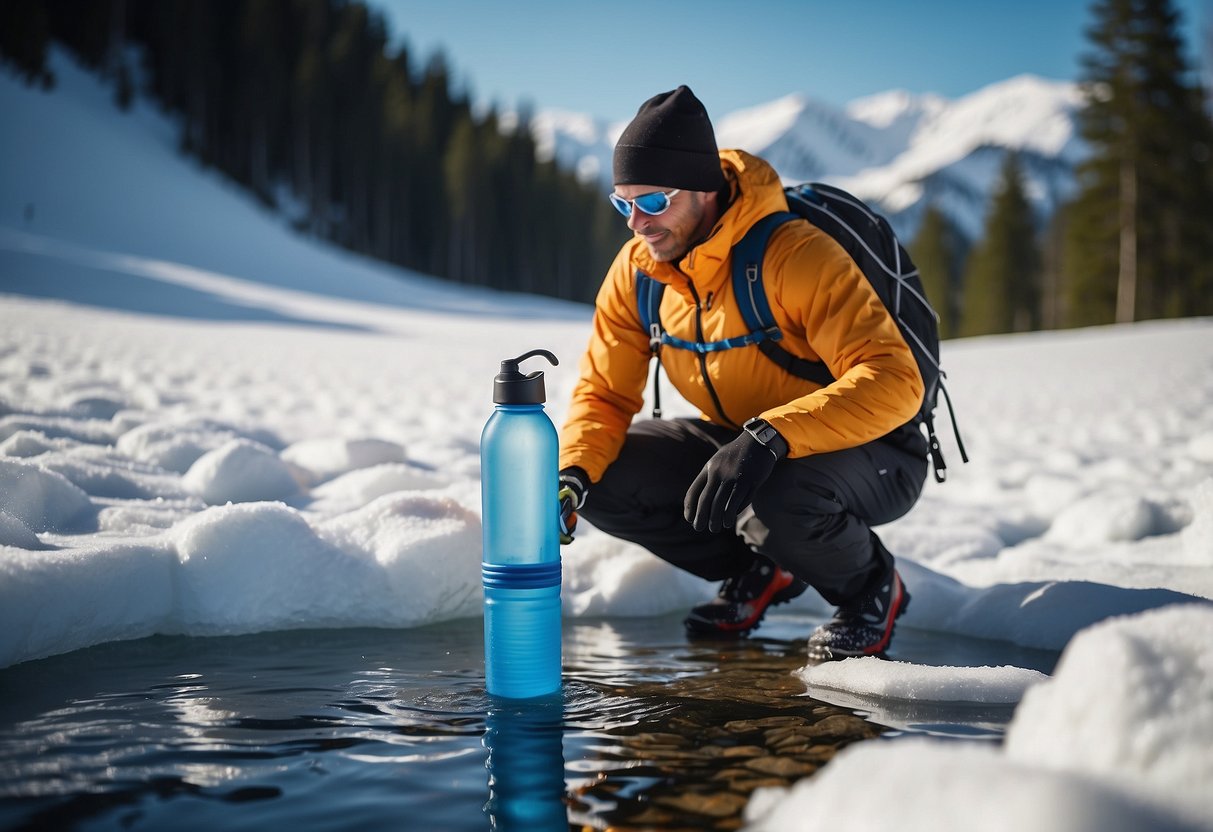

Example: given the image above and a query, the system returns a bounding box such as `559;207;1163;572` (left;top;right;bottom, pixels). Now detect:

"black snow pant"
579;418;928;607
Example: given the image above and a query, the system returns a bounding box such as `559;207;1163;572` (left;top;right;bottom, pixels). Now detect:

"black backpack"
636;182;967;482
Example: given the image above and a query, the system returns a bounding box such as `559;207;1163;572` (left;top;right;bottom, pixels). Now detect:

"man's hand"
684;422;787;533
558;467;589;544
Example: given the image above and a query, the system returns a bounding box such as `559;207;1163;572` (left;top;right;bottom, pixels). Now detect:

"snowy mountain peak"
913;73;1084;161
846;89;948;130
715;92;813;147
716;92;887;181
533;74;1086;241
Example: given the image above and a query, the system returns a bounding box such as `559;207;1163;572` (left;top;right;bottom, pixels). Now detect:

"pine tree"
1064;0;1213;325
236;0;293;203
0;4;54;88
35;0;628;305
1040;202;1071;329
909;205;965;338
961;153;1041;336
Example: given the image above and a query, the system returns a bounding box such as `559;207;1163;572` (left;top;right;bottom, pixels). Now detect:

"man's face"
614;185;711;263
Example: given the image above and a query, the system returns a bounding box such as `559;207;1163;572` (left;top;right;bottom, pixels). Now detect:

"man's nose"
626;204;651;232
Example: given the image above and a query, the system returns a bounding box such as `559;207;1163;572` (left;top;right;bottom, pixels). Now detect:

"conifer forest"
3;0;1211;330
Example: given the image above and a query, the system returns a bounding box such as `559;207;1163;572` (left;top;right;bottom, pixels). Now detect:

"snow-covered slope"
534;74;1086;240
0;48;587;323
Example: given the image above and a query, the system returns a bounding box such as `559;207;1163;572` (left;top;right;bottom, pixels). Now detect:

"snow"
744;739;1196;832
800;658;1048;706
2;47;1213;831
748;605;1213;832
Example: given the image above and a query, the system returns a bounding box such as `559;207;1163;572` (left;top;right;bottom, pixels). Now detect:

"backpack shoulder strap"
635;269;666;354
635;269;668;419
732;211;796;336
733;211;836;388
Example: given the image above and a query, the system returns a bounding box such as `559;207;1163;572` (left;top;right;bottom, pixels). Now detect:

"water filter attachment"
494;349;558;404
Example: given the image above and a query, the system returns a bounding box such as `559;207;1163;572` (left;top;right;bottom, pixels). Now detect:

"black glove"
557;467;589;544
684;421;787;533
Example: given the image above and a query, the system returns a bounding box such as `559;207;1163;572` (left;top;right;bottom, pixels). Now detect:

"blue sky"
367;0;1211;123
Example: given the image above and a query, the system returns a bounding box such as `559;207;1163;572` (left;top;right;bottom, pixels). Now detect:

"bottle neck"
494;403;545;412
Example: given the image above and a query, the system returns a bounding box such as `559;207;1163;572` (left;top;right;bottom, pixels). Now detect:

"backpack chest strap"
635;268;784;353
659;328;780;354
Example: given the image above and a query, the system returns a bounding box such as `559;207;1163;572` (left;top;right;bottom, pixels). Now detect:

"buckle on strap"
649;323;663;353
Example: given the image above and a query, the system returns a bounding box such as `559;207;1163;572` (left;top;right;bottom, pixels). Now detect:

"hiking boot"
807;569;910;662
684;557;807;637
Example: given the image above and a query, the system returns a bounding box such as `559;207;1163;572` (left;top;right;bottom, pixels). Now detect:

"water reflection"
483;694;568;831
0;617;1060;831
560;629;882;831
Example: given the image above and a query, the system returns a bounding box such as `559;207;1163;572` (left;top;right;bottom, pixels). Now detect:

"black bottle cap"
494;349;558;404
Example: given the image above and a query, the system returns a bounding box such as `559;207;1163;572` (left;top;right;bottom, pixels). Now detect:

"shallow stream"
0;613;1058;831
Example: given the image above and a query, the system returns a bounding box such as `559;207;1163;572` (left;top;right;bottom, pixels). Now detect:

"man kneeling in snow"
556;86;927;661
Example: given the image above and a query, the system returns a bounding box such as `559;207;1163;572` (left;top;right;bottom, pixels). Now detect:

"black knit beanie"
613;85;725;192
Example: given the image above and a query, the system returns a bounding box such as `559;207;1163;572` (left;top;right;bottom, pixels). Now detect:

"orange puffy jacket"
559;149;923;483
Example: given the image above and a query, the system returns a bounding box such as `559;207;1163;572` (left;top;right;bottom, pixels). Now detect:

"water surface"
0;613;1058;831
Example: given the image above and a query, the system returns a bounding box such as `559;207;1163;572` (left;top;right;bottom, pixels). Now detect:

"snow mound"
115;418;244;473
1045;491;1162;544
282;436;409;485
183;439;300;504
562;534;714;617
0;457;94;532
0;413;115;445
1189;431;1213;463
1183;478;1213;562
170;502;383;632
744;737;1194;832
318;493;483;624
38;446;189;500
310;462;447;511
0;429;84;458
0;509;45;549
1005;603;1213;829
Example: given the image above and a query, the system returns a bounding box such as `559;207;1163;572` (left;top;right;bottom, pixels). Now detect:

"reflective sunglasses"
608;188;681;218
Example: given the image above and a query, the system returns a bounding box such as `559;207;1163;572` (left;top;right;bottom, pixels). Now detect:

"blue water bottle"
481;349;562;699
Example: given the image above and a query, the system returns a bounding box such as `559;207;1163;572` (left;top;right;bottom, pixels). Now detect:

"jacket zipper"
683;277;738;429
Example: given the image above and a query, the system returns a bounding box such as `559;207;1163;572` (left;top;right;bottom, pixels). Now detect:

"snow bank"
0;540;174;669
1005;604;1213;829
744;738;1195;832
746;603;1213;832
0;493;484;667
891;558;1206;652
